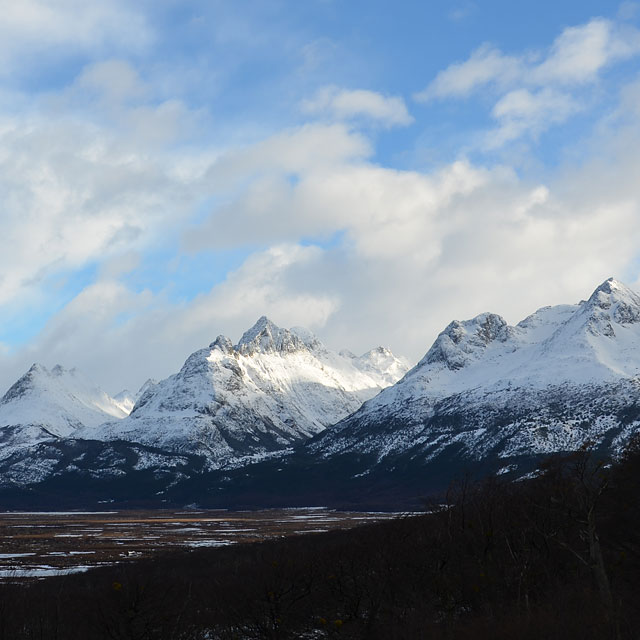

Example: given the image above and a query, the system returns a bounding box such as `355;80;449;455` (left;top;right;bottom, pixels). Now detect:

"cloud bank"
0;6;639;396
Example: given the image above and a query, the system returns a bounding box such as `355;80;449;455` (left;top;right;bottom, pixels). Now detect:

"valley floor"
0;508;400;579
0;445;639;638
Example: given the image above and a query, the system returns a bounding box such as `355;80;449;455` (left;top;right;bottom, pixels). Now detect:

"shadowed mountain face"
2;280;640;510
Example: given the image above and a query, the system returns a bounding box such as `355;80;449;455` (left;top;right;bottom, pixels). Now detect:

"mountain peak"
245;315;277;335
589;277;637;301
210;335;234;353
0;363;129;436
7;362;62;395
51;364;77;377
24;363;76;380
421;312;510;371
27;363;45;375
594;277;623;293
236;317;309;355
237;316;279;345
582;278;640;334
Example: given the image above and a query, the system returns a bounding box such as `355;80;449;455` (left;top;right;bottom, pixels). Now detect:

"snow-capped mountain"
4;280;640;510
0;364;130;463
80;317;409;467
302;278;640;483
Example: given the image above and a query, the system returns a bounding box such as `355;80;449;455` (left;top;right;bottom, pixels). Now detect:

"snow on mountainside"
0;364;130;462
112;379;158;415
82;317;409;467
112;390;136;415
307;278;640;476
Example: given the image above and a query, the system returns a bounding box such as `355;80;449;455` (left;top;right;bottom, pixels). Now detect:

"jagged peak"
235;316;311;355
1;366;40;403
441;313;510;345
355;346;409;378
0;362;123;422
358;346;395;361
210;335;234;353
580;278;640;335
587;277;640;305
129;378;160;415
237;316;279;346
22;363;58;380
50;364;78;377
23;363;77;379
592;277;625;295
420;312;511;371
27;362;45;375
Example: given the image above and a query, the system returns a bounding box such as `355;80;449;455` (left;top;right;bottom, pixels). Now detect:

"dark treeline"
2;442;640;639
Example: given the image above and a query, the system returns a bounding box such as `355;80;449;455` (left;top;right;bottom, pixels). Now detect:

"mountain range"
1;278;640;509
0;318;408;499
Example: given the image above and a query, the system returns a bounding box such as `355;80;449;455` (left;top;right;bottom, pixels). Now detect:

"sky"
1;0;640;394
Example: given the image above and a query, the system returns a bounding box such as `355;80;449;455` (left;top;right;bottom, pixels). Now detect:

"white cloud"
75;60;147;103
0;61;210;308
183;245;339;331
0;118;197;304
23;83;633;396
178;82;640;367
532;19;640;85
302;86;413;127
418;19;640;102
1;245;339;393
415;44;523;101
187;127;488;253
3;105;640;394
415;18;640;146
487;88;580;147
210;122;371;182
1;7;640;398
0;0;152;70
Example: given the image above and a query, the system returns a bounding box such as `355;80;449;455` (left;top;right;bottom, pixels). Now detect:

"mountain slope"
300;278;640;483
80;317;409;468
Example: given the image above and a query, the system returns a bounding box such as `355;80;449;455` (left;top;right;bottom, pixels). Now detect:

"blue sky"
1;0;640;392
